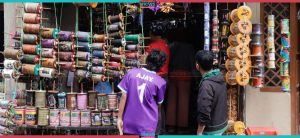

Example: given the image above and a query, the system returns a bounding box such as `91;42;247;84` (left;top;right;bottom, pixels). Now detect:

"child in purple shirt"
117;49;167;136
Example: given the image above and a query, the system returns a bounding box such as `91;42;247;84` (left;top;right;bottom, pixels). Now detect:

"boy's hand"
117;118;124;135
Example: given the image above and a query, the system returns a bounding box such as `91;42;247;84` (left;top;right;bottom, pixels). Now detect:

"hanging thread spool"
59;62;76;71
77;42;90;51
4;48;24;60
252;24;262;34
66;93;77;110
26;90;35;106
252;77;264;88
93;50;106;59
282;76;290;92
49;109;60;126
75;69;90;78
37;107;49;126
251;66;264;77
230;20;252;35
42;39;57;48
267;60;276;69
228;34;251;46
58;41;75;52
22;55;39;64
108;22;124;32
23;23;40;34
41;28;58;39
125;52;139;59
91;66;105;74
77;93;87;110
110;47;123;54
57;31;74;41
0;100;13;109
108;13;124;24
22;64;39;75
230;6;252;23
97;94;108;110
35;90;46;107
281;19;289;34
125;34;141;44
23;34;38;44
92;74;106;82
59;109;70;126
280;46;290;62
48;91;58;108
107;94;117;110
57;92;66;109
40;48;55;58
280;62;289;76
39;67;57;78
101;110;112;126
91;110;101;126
226;69;250;86
110;39;125;47
125;60;140;67
108;31;124;39
125;44;139;51
106;70;123;78
91;43;106;50
70;110;80;127
76;52;90;61
41;58;56;68
24;3;41;13
22;44;37;54
250;34;262;46
2;69;20;79
268;15;275;27
77;61;90;69
4;59;21;70
93;34;107;43
227;45;250;59
225;58;251;71
23;13;41;24
76;31;90;42
203;2;210;51
25;107;36;125
80;110;91;127
92;58;104;66
14;107;25;125
110;54;124;62
56;52;74;61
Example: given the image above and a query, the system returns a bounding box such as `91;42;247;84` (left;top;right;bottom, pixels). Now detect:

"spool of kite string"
77;61;90;69
57;31;74;41
227;45;250;59
80;110;91;126
282;76;290;92
268;15;275;27
23;23;40;34
24;3;41;13
4;59;21;70
25;107;37;125
97;94;108;110
39;67;58;78
93;34;107;43
280;62;289;76
112;109;118;126
22;44;37;54
23;34;38;44
91;66;105;74
125;60;141;67
70;110;80;127
37;107;49;126
2;69;20;79
77;93;87;110
58;41;75;52
23;13;41;24
109;31;124;39
40;48;55;58
55;52;75;61
57;92;66;109
225;58;251;71
108;22;124;32
91;109;101;126
125;44;141;51
281;19;290;34
75;69;90;78
49;109;60;126
41;28;59;39
251;45;263;56
93;50;106;59
59;62;76;71
26;90;35;106
92;74;107;82
76;31;90;42
125;52;139;59
230;20;252;35
22;64;40;75
125;34;142;44
4;48;24;60
35;90;46;107
14;107;25;125
230;6;252;23
110;54;124;62
41;58;56;68
110;47;123;54
59;109;70;126
92;58;104;66
106;70;123;78
42;39;58;48
107;94;117;110
228;34;251;46
77;42;90;51
76;51;90;61
67;93;77;110
108;13;124;24
101;110;111;126
91;43;106;50
110;39;126;47
88;90;97;109
226;69;250;86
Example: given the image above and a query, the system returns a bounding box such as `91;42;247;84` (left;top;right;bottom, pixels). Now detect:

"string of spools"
225;5;252;86
280;19;290;92
219;9;230;69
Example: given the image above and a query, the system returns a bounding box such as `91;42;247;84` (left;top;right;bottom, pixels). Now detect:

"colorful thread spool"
110;54;124;62
280;46;290;62
125;44;139;51
125;34;141;44
77;61;90;69
108;31;124;39
101;110;112;126
26;90;35;106
125;52;139;59
57;92;66;109
22;44;37;54
56;52;74;61
228;34;251;46
77;42;90;51
14;107;25;125
40;48;55;58
125;60;140;67
110;47;123;54
42;39;57;48
23;34;38;44
39;67;57;78
91;110;101;126
4;59;21;70
47;91;58;108
66;93;77;110
267;60;276;69
251;66;264;77
24;3;41;13
281;19;289;34
2;69;20;79
42;28;59;39
75;69;90;78
37;107;49;126
91;43;106;50
23;23;40;34
71;110;80;127
35;90;46;107
110;39;125;47
49;109;60;126
225;69;250;86
281;35;290;48
80;110;91;127
77;93;87;110
280;62;289;76
25;107;37;125
93;50;106;59
76;51;90;61
281;76;290;92
22;64;39;75
91;66;105;74
93;34;107;43
92;74;106;82
108;94;117;110
76;31;90;42
106;70;123;78
251;45;263;56
41;58;56;68
267;15;275;27
252;24;262;35
92;58;104;66
97;94;108;110
57;31;74;41
108;13;124;24
250;34;262;46
252;77;264;88
59;62;76;71
203;2;210;51
23;13;41;24
59;109;70;126
4;48;24;60
58;41;75;52
108;22;124;32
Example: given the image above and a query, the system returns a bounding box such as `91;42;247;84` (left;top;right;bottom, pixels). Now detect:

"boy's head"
146;49;167;72
195;50;214;75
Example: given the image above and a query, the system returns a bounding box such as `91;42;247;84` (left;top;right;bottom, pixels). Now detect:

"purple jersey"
118;68;166;135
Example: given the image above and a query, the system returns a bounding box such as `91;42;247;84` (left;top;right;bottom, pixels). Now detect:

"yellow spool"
230;9;239;23
226;69;249;86
234;121;246;135
237;6;252;21
228;34;251;46
230;20;252;35
225;58;251;71
227;44;250;59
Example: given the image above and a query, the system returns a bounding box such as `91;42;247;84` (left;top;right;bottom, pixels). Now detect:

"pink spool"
80;110;91;127
71;110;80;127
59;109;70;126
49;109;60;126
77;93;87;110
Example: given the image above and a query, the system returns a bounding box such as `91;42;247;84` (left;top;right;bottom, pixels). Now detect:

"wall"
245;3;291;135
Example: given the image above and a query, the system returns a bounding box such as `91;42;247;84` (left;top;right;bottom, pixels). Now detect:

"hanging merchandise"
93;50;106;59
25;107;37;125
55;52;75;61
22;44;37;54
77;42;90;51
21;64;40;75
77;93;87;110
91;74;106;82
59;109;70;126
4;59;21;70
70;110;80;127
91;109;101;126
80;110;91;126
107;94;117;110
203;2;210;51
2;69;20;79
280;19;290;92
59;62;76;71
93;34;107;43
92;58;104;66
108;13;124;24
41;28;59;39
37;108;49;126
88;91;97;109
66;93;77;110
4;48;24;60
97;94;108;110
91;43;106;51
108;22;124;32
57;41;75;52
14;107;25;125
76;31;90;42
41;58;56;68
225;58;251;71
75;69;90;78
267;15;276;69
226;69;250;86
23;13;41;24
49;109;60;127
23;23;40;34
101;110;112;126
39;48;55;58
212;8;219;66
24;3;41;13
35;90;46;107
21;55;39;64
22;34;39;44
42;39;58;48
110;39;126;47
57;92;66;109
76;51;90;61
57;31;74;41
39;67;58;78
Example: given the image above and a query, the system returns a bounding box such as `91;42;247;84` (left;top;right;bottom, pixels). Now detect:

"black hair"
146;49;167;72
195;50;214;71
150;20;167;36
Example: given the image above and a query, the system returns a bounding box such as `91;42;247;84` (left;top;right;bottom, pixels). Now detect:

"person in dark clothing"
195;50;228;135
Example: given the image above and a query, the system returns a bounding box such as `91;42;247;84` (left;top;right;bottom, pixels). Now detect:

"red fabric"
146;39;170;77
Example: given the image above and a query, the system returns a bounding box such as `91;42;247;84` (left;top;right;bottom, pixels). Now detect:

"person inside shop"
117;49;167;137
195;50;228;135
166;28;195;134
145;20;170;134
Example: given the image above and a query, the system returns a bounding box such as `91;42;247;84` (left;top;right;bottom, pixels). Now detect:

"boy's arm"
197;84;214;134
118;92;127;135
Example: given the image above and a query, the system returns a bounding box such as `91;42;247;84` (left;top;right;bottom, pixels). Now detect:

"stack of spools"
227;88;238;122
3;51;22;80
250;24;264;88
219;9;230;69
212;8;219;67
203;2;210;51
124;34;145;69
267;15;276;69
91;34;107;82
0;100;14;135
280;19;290;92
226;5;252;86
75;31;91;79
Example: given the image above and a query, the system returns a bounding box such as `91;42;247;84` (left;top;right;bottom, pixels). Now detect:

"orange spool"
23;23;40;34
252;77;264;88
226;69;250;86
41;58;56;68
24;13;41;24
93;34;107;43
228;34;251;46
251;45;263;56
227;44;250;59
230;20;252;35
22;44;37;54
225;58;251;71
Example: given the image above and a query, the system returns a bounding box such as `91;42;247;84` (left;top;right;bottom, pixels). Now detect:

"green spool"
22;54;36;64
125;34;141;44
52;28;59;39
35;44;41;55
34;64;40;76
